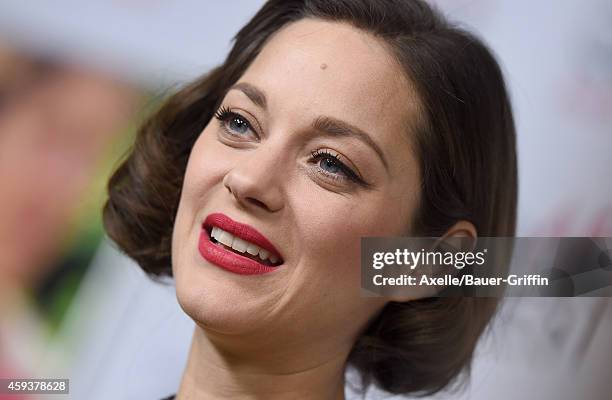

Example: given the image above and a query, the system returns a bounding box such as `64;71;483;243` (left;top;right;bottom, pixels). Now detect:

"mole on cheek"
320;63;328;70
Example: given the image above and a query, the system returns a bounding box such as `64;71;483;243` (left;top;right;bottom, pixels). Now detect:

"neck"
175;325;348;400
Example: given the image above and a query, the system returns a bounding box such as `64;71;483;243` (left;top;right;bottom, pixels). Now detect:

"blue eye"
228;115;249;134
214;106;255;137
319;156;342;174
310;149;361;183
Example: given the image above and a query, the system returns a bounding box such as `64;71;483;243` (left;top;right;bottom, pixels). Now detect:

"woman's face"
172;19;421;354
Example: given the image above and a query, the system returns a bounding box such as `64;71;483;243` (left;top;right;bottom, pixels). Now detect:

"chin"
173;257;286;335
176;285;254;334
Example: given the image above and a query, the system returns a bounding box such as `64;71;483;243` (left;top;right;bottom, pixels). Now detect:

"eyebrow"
311;116;389;171
229;82;389;171
230;82;267;110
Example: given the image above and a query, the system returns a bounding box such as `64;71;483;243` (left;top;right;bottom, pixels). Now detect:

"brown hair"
103;0;517;396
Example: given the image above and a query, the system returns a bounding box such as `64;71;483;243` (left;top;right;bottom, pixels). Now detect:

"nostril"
246;197;268;210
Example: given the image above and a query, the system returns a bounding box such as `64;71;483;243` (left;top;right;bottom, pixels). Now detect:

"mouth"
205;225;283;267
198;213;284;275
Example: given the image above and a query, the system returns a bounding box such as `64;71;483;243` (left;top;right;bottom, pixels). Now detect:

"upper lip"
203;213;284;262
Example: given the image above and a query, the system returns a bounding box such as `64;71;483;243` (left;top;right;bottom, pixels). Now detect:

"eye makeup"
213;106;373;189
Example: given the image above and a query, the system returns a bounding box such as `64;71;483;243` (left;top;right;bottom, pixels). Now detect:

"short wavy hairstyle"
103;0;517;396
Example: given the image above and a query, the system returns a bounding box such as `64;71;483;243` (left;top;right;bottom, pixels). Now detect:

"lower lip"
198;229;280;275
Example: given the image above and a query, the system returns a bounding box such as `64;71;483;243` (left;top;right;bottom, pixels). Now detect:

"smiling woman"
102;0;517;399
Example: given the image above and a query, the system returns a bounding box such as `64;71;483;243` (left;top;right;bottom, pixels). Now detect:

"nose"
222;148;285;213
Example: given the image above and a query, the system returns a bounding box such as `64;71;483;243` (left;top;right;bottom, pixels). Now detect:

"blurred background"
0;1;610;399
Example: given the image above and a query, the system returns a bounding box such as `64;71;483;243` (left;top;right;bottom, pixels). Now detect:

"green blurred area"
33;115;140;336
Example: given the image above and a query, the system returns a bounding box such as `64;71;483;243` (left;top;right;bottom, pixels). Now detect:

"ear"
385;220;478;302
437;220;478;249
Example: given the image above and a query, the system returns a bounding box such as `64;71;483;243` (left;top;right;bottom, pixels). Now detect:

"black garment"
160;396;175;400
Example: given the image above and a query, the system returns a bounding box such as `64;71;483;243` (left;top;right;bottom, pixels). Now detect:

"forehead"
238;18;419;162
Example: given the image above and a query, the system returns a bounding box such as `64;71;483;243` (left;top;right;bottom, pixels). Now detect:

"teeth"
210;226;280;264
231;237;249;253
259;249;270;261
217;230;235;247
246;243;260;256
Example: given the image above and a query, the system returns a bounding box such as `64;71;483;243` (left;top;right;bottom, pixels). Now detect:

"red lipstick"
198;213;283;275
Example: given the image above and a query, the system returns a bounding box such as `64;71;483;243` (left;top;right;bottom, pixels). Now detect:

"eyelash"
214;106;255;138
213;107;370;187
309;149;363;184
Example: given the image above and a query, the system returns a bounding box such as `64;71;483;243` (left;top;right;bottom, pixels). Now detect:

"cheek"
294;187;412;291
172;128;228;263
282;191;407;339
180;128;228;202
296;197;372;285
